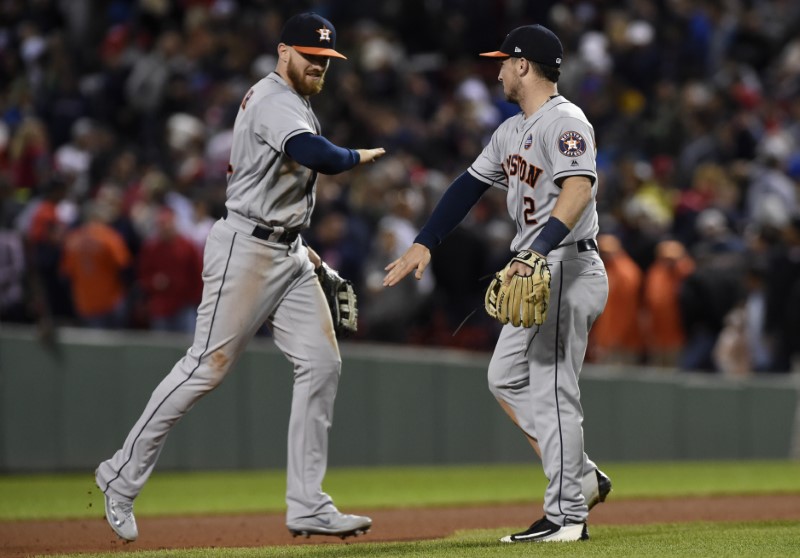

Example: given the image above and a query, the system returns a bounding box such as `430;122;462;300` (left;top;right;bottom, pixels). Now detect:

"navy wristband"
530;217;570;256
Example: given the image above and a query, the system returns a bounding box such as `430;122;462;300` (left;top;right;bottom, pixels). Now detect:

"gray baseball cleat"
102;493;138;541
583;468;612;510
287;511;372;539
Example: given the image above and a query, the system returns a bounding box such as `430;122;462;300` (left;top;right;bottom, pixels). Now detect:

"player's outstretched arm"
383;243;431;286
383;173;489;287
285;134;384;174
356;148;386;164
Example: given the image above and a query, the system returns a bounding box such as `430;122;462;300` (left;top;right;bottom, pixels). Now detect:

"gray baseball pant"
96;218;341;522
488;249;608;525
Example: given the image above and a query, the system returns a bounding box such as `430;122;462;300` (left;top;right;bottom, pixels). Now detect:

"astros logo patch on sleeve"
558;131;586;157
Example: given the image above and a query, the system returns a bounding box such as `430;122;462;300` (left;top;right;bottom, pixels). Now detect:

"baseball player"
384;24;610;542
95;12;385;542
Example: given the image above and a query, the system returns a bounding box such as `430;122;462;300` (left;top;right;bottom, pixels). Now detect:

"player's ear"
278;43;291;63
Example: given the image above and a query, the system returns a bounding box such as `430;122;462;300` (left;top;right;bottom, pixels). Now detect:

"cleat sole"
289;526;370;540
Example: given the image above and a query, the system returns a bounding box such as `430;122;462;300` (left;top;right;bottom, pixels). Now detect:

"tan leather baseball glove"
485;250;551;327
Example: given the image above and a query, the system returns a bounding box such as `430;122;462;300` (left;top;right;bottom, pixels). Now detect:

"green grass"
1;460;800;520
21;522;800;558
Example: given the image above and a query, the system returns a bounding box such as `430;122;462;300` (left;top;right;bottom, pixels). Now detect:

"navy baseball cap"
480;24;563;67
280;12;346;59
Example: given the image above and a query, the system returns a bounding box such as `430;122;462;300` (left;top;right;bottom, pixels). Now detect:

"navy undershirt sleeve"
285;132;360;174
414;172;491;249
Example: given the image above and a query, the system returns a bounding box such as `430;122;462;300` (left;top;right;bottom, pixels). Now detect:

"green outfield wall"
1;327;798;471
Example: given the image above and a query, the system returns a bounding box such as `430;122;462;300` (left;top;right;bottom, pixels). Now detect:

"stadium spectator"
642;240;695;367
136;207;202;334
60;200;131;329
763;217;800;372
20;175;75;321
1;2;799;372
0;177;26;323
361;215;430;343
588;234;644;365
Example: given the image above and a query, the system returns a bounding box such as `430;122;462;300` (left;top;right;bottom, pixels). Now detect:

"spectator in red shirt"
8;118;51;196
137;207;202;333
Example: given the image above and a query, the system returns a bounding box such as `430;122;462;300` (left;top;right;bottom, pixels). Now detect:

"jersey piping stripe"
301;170;317;225
553;262;565;516
553;169;596;179
467;166;506;189
103;231;239;496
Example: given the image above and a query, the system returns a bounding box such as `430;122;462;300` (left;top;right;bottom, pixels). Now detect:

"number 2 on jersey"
504;154;543;224
521;164;543;224
523;197;537;224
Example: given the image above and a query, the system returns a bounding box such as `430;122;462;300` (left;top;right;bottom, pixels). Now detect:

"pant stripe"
553;262;565;517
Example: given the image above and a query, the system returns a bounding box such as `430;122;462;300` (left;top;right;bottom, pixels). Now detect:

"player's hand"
305;245;322;270
504;252;542;281
357;148;386;164
383;243;431;286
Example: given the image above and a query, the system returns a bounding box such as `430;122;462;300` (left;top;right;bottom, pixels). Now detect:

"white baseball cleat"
102;493;138;541
287;511;372;539
500;516;588;543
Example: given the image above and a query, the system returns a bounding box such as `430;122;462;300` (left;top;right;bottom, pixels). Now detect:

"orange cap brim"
293;46;347;59
479;51;510;58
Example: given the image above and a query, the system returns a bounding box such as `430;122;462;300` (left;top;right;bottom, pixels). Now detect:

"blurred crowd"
0;0;799;374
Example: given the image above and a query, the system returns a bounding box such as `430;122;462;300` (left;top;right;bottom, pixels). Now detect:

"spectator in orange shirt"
60;200;132;328
137;207;202;333
642;239;696;366
588;234;644;364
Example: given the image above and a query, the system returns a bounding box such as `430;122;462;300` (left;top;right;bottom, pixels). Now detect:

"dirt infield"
3;494;800;557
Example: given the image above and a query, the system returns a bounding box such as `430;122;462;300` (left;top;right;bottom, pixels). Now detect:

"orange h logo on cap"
317;27;332;42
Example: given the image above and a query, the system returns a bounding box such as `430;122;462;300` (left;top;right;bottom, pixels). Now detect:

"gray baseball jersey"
96;71;342;524
474;96;609;526
468;95;599;252
227;73;320;229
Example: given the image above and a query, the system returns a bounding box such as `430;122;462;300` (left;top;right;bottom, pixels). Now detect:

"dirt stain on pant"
210;350;229;379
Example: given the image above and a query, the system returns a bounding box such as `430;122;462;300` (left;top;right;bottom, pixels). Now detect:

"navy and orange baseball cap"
480;24;563;67
280;12;346;59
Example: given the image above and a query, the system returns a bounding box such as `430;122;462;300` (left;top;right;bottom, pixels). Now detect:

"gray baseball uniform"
96;72;341;523
470;96;608;526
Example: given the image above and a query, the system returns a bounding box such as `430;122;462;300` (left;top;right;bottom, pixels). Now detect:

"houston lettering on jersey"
502;154;543;188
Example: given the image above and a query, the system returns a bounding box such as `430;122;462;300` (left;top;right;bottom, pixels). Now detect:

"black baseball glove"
316;262;358;337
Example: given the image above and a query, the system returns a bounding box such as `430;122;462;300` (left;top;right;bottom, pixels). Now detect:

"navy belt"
576;238;598;252
251;225;300;244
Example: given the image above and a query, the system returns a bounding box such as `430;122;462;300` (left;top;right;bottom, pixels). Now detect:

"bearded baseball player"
384;24;611;542
95;12;384;542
